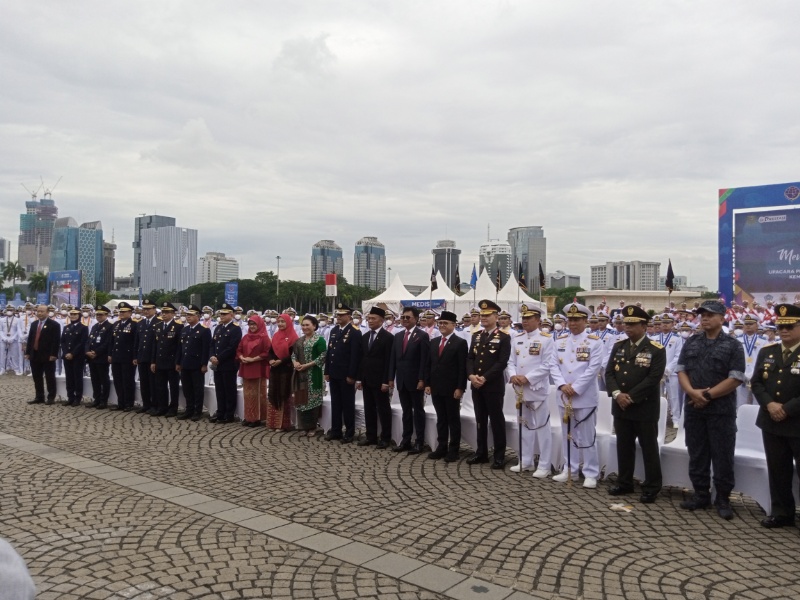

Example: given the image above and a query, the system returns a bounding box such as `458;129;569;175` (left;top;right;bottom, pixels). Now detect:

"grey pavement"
1;374;799;599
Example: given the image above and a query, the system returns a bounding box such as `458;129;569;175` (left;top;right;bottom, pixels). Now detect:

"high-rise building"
590;261;661;291
198;251;240;284
432;240;461;289
139;226;198;294
18;193;58;273
49;218;104;293
546;270;581;290
311;240;344;283
0;237;11;269
132;215;176;287
508;226;546;295
103;241;116;293
479;240;512;288
353;236;386;290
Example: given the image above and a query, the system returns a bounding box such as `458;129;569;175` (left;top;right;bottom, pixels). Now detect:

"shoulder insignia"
650;341;664;349
587;334;600;340
540;332;552;337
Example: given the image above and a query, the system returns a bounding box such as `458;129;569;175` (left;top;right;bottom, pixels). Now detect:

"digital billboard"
47;270;82;307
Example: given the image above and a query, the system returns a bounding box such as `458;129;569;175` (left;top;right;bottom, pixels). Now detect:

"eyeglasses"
777;323;799;331
400;315;413;320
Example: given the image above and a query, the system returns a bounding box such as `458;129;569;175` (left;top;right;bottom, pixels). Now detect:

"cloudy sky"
2;1;799;290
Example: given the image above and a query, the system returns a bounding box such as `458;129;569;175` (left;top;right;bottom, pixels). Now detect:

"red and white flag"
325;273;337;297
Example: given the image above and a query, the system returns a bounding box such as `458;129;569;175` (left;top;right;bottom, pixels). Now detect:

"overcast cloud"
2;1;799;290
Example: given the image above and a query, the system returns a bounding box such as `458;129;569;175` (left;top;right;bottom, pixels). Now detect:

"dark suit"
358;327;393;442
425;334;468;455
26;318;61;402
752;343;800;519
86;320;113;406
176;323;212;416
60;320;88;405
605;336;667;493
389;327;430;446
110;317;136;408
325;322;363;438
134;316;157;410
151;319;183;414
466;328;511;460
211;320;242;420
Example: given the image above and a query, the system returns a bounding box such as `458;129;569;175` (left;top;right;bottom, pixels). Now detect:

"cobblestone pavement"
1;374;799;600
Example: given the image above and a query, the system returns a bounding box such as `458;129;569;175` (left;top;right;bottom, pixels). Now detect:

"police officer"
324;303;363;442
60;308;88;406
549;302;604;488
506;303;554;478
150;302;183;417
466;299;511;469
109;302;136;411
605;305;666;503
133;299;158;414
751;303;800;528
86;305;113;409
676;300;745;520
209;303;242;423
176;304;212;421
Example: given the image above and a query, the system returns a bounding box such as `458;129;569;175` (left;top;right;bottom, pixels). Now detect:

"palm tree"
2;261;27;296
27;271;48;295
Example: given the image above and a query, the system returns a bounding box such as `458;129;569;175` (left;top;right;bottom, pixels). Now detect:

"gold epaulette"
540;332;552;337
650;341;664;349
587;334;600;340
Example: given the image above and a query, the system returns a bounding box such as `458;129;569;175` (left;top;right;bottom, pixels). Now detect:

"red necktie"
34;320;43;351
403;329;410;353
439;336;446;356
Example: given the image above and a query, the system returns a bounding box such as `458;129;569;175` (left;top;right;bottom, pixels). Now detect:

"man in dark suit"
60;308;88;406
752;303;800;528
605;305;667;503
176;304;211;422
150;302;183;417
324;303;363;442
85;305;113;408
25;304;61;405
133;299;158;414
357;306;394;448
466;299;511;468
424;310;468;462
109;302;137;411
209;302;242;423
388;306;430;453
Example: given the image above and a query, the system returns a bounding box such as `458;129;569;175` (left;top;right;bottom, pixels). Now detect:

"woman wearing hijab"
292;315;327;437
267;313;299;430
236;315;271;427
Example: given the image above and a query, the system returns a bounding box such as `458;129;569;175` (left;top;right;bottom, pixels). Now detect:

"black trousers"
472;385;506;460
614;417;662;493
111;361;136;408
685;410;737;499
762;430;800;519
362;384;392;442
329;378;356;438
213;369;238;420
64;357;86;404
137;362;155;409
180;368;205;416
88;362;110;405
432;393;461;453
398;388;425;445
155;367;180;412
31;359;57;401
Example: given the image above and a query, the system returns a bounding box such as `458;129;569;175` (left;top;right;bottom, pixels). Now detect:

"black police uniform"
110;317;137;410
134;314;157;412
211;319;242;422
86;318;113;407
324;321;362;440
151;317;183;416
176;322;212;418
60;319;88;406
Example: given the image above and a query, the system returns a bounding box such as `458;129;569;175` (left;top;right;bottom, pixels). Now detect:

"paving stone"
237;514;290;532
126;480;174;493
168;492;215;507
363;553;427;579
148;486;195;500
191;499;239;515
213;507;264;524
267;523;319;542
91;469;135;481
327;541;387;566
445;578;512;600
295;532;351;553
402;564;468;593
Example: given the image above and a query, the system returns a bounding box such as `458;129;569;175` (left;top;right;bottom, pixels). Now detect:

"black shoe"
146;408;158;415
357;439;376;447
407;443;423;455
466;454;489;465
324;431;342;441
608;486;635;496
164;410;177;418
177;412;193;420
341;436;353;444
680;495;711;511
151;409;167;417
444;453;459;463
491;458;505;470
95;403;107;410
428;448;446;460
761;516;795;528
221;416;235;423
135;406;150;414
376;440;388;449
208;412;219;423
190;414;202;422
122;406;133;412
109;405;121;411
45;398;55;405
639;492;658;504
715;500;734;520
87;401;98;408
394;441;412;452
27;398;45;404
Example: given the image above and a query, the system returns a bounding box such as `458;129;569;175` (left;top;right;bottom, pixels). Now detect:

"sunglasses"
400;315;414;320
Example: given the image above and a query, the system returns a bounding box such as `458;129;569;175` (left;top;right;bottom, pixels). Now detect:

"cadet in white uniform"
658;314;684;423
549;302;604;488
737;313;768;407
506;303;554;478
0;306;24;375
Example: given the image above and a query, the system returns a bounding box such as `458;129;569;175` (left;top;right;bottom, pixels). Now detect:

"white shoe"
552;471;572;483
510;464;533;473
582;477;598;489
532;468;550;479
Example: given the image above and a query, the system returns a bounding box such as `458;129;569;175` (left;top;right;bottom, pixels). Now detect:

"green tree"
95;291;113;306
2;261;27;296
26;271;48;295
551;286;586;314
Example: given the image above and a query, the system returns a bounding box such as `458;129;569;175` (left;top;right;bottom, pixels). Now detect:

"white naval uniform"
20;313;35;374
422;325;441;340
595;328;614;391
549;329;604;479
659;331;684;422
0;315;23;375
505;328;554;471
737;334;769;407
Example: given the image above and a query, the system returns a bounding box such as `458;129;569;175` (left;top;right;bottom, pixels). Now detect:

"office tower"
132;215;176;287
103;241;116;293
139;226;198;293
198;251;240;284
546;270;581;289
507;226;546;295
311;240;344;283
353;236;386;290
49;218;104;292
18;193;59;273
590;261;661;291
479;240;512;288
432;240;461;289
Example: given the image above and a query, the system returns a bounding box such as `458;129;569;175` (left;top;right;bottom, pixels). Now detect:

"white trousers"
558;405;599;479
518;400;552;470
665;374;682;422
0;341;23;374
736;384;753;408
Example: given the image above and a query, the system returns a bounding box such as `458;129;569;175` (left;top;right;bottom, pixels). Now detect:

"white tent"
498;275;547;319
453;271;546;320
414;271;456;303
361;274;414;315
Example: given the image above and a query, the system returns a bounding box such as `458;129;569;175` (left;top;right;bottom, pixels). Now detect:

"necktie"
34;320;43;351
369;330;376;349
783;348;792;363
439;336;447;356
403;329;410;353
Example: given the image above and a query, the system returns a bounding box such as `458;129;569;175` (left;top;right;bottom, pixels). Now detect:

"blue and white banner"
224;282;239;306
400;299;447;310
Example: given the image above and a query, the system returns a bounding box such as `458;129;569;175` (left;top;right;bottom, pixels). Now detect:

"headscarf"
271;313;299;359
239;315;270;357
